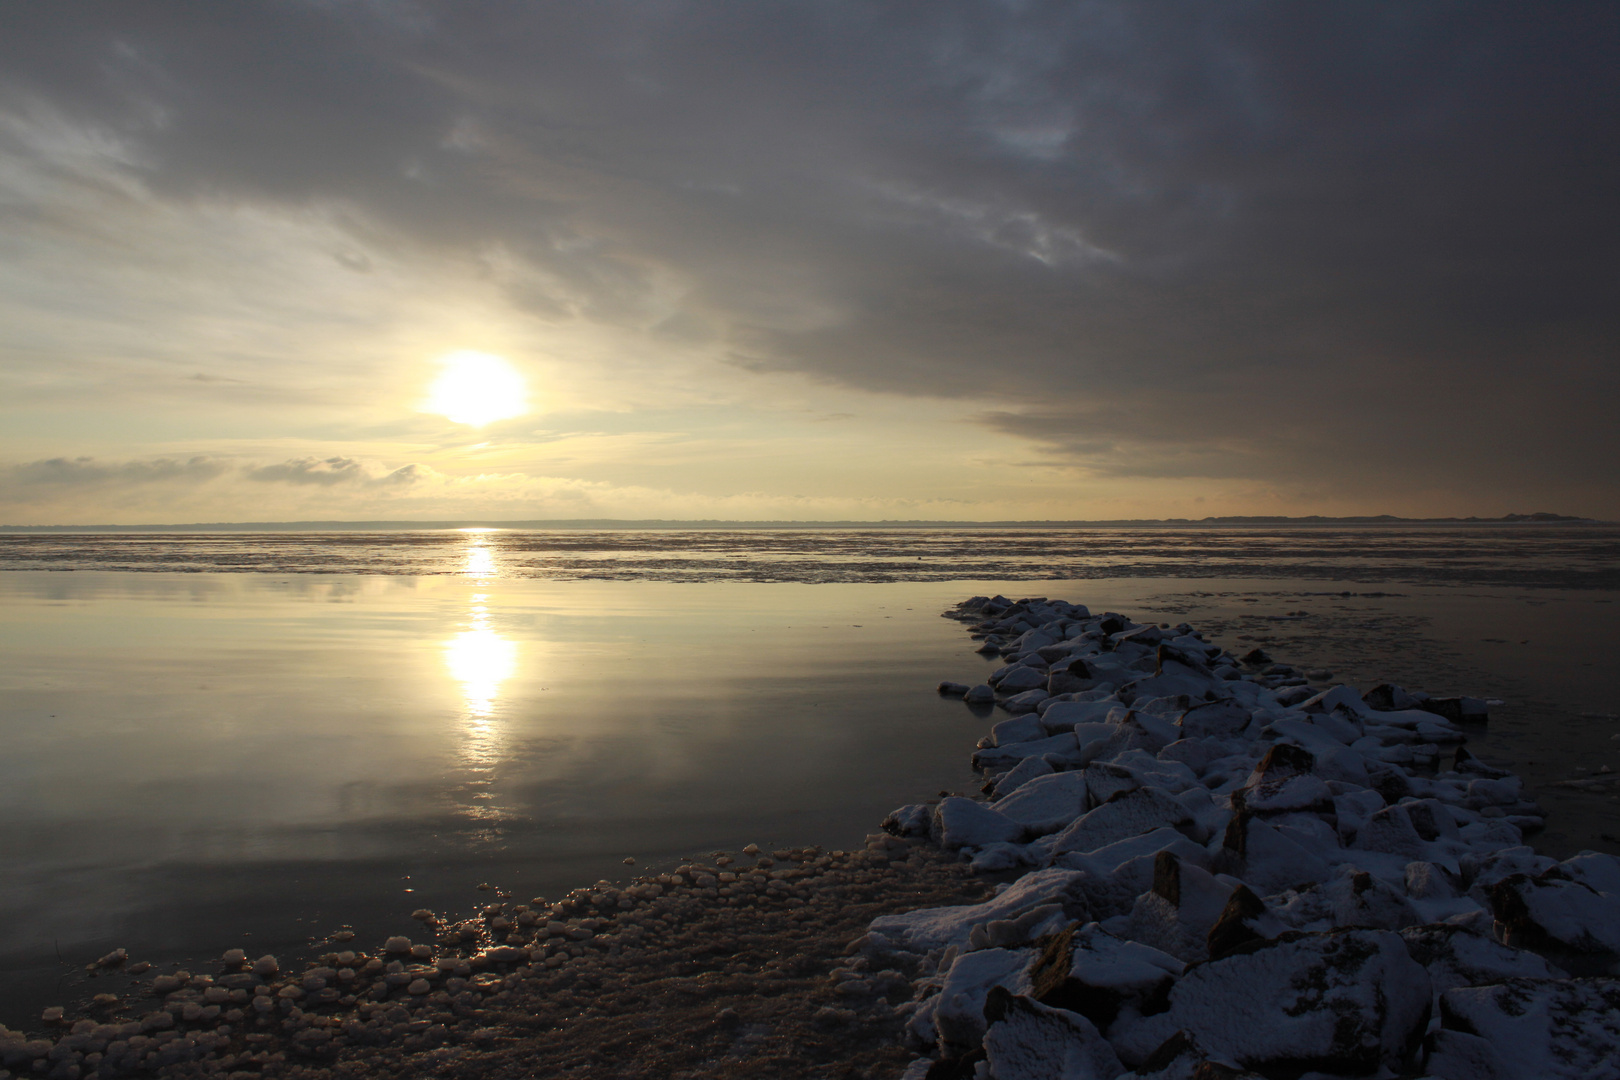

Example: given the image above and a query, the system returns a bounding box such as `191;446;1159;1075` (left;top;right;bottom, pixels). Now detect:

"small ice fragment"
222;948;246;965
743;844;761;856
384;937;412;954
41;1006;64;1024
252;955;279;976
623;856;636;865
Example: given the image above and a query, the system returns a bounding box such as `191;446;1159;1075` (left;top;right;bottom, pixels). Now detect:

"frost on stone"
932;946;1036;1049
1400;922;1565;995
1436;977;1620;1080
1050;787;1193;857
932;796;1024;850
993;772;1090;835
981;988;1123;1080
868;868;1087;954
1123;929;1430;1075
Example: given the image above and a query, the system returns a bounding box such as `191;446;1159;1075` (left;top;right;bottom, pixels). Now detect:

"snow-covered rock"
868;869;1088;954
1113;929;1431;1074
932;946;1035;1049
933;797;1023;849
993;772;1090;836
1051;788;1193;857
981;989;1123;1080
1433;977;1620;1080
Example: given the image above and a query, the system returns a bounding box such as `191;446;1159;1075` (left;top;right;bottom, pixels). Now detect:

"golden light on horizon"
425;350;528;426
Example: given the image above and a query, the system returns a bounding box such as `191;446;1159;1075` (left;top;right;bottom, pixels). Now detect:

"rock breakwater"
871;595;1620;1079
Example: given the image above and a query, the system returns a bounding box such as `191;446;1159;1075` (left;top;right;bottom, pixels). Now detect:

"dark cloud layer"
3;1;1617;511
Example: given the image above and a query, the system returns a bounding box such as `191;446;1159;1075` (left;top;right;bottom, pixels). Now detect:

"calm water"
1;526;1616;1026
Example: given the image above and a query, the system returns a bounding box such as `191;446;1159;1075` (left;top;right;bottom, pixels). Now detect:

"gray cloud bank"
1;456;422;500
2;1;1617;512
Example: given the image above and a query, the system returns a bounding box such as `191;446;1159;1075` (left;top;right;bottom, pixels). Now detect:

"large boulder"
933;797;1023;850
1115;929;1431;1075
1400;923;1565;994
1432;977;1620;1080
1051;788;1194;857
931;947;1035;1049
867;869;1088;954
1490;870;1620;957
1024;921;1184;1031
981;989;1123;1080
993;772;1091;836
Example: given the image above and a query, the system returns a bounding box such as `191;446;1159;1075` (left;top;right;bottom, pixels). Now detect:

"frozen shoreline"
864;595;1620;1079
4;593;1618;1079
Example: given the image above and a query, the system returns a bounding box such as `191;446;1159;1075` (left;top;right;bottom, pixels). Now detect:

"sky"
1;1;1616;524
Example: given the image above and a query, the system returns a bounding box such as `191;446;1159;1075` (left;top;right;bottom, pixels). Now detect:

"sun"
425;350;529;426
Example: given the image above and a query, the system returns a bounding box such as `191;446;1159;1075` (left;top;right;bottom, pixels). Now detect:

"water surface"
1;526;1616;1026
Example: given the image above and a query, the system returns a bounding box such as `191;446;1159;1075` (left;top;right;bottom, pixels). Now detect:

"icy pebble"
743;844;761;856
252;955;279;976
40;1007;63;1024
383;936;412;954
221;948;246;965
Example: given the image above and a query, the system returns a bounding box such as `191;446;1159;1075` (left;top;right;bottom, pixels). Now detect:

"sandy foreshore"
2;839;987;1080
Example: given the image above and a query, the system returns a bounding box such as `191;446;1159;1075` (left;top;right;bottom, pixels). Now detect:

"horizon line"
0;512;1608;532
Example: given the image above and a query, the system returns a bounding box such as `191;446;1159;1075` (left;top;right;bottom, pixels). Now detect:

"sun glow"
425;350;529;426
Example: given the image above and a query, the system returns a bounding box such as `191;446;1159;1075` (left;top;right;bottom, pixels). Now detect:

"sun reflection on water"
444;614;517;720
443;529;524;832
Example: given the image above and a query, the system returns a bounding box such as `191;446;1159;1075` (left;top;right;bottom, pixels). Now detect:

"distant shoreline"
0;513;1608;533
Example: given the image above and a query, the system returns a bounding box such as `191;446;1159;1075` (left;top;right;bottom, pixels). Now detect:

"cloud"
0;3;1616;513
2;456;229;490
243;456;430;487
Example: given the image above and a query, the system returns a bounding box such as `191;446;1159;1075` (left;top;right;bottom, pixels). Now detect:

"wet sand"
2;838;986;1080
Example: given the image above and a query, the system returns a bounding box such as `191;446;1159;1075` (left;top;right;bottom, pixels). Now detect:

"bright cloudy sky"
1;2;1616;524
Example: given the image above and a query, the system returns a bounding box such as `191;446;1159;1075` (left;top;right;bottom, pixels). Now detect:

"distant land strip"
0;513;1608;532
